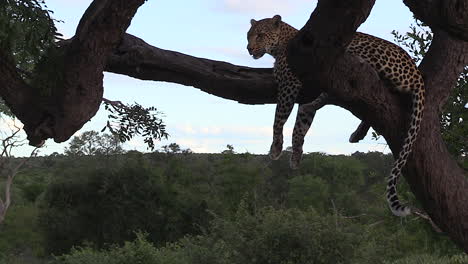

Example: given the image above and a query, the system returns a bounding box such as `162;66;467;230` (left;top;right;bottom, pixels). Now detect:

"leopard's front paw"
289;149;303;170
268;139;283;160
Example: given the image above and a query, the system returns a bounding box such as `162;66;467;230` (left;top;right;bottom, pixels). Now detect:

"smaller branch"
368;220;385;227
0;126;21;158
340;213;367;219
412;208;444;233
102;97;125;108
102;97;128;114
349;121;371;143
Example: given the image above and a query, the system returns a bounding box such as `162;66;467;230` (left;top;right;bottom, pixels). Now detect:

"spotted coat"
247;15;425;217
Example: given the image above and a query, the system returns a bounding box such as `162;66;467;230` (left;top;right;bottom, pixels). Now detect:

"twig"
102;97;125;107
340;213;367;219
102;97;129;116
412;207;443;233
369;220;385;227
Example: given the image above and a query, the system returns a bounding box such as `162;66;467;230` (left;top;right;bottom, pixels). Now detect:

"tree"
0;0;467;251
161;143;181;154
222;144;235;154
64;130;124;156
0;119;38;224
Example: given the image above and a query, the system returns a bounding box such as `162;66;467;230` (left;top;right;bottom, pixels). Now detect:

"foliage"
0;98;14;118
51;233;181;264
0;0;60;74
38;157;210;255
384;254;468;264
48;204;467;264
191;205;360;264
0;0;63;106
102;100;168;151
221;144;235;154
64;130;124;156
1;151;463;262
161;143;181;154
0;205;45;260
52;207;361;264
391;20;432;63
441;67;467;162
14;168;49;203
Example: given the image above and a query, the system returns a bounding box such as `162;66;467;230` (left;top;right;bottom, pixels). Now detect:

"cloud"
171;137;272;154
173;124;293;139
163;124;298;154
220;0;310;16
175;138;221;153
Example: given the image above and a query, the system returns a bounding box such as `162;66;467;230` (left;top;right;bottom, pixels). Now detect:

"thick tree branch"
403;0;468;41
289;0;375;75
105;34;277;105
0;51;45;140
49;0;146;144
418;30;468;108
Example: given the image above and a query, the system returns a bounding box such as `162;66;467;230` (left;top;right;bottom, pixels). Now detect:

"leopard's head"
247;15;282;59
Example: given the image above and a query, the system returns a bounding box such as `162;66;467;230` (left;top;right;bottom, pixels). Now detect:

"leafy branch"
102;98;168;151
0;0;61;74
391;19;432;63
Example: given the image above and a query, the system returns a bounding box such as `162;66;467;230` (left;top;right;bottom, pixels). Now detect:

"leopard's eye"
256;33;265;40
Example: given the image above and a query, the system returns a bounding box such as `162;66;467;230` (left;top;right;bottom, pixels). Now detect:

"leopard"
247;15;425;217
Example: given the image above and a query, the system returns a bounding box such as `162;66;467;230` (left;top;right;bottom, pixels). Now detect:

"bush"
0;205;45;260
190;206;362;264
384;254;468;264
39;158;209;255
53;206;365;264
51;233;188;264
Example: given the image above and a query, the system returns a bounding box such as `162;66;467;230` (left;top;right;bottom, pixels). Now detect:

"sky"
8;0;416;156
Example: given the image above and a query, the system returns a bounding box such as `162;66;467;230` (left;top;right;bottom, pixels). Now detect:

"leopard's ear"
250;19;257;26
272;15;282;26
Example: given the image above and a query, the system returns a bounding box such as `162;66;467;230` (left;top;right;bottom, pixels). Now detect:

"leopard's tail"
386;80;425;217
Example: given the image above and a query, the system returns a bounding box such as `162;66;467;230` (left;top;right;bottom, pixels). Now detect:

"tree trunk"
285;0;468;252
0;203;5;224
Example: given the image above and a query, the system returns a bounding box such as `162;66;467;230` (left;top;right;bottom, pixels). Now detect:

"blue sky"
10;0;415;156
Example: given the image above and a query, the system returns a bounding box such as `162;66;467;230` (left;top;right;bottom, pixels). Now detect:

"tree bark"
403;0;468;42
105;34;278;105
